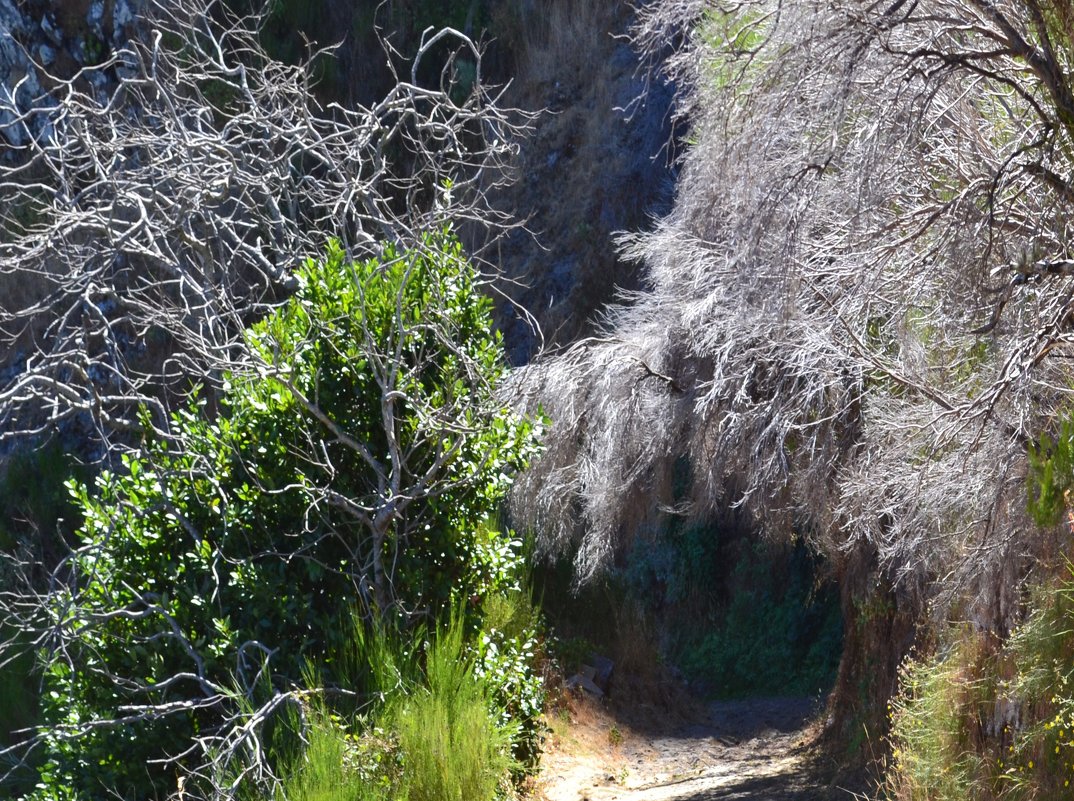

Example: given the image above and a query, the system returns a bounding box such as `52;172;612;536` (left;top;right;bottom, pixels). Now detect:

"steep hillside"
480;1;679;362
19;0;1070;795
0;0;677;364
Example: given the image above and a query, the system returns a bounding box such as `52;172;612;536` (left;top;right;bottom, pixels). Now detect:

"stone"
114;50;139;81
113;0;135;42
0;0;27;37
88;1;106;32
0;34;22;83
565;672;605;700
587;653;615;692
0;91;29;148
40;14;64;47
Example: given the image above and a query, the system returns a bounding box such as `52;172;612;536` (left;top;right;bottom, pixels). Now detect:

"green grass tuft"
885;639;993;801
390;613;517;801
277;609;522;801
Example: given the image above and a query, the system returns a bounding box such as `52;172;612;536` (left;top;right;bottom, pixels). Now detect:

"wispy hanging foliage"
513;0;1074;612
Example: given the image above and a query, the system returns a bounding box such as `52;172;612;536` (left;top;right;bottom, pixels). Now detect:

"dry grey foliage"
512;0;1074;615
0;0;525;455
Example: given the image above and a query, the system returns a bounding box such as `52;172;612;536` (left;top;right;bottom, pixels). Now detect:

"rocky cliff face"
0;0;143;150
480;1;680;363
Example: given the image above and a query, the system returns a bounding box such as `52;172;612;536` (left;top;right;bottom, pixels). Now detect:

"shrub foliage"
28;232;542;799
884;430;1074;799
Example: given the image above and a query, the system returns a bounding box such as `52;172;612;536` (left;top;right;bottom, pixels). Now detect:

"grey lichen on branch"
510;0;1074;622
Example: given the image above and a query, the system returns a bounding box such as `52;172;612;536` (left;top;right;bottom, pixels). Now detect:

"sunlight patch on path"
537;697;847;801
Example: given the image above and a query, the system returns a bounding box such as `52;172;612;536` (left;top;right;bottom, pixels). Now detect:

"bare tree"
512;0;1074;622
0;0;526;455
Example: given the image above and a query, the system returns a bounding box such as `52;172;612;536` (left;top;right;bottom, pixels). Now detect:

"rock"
114;49;139;81
0;103;30;148
88;1;106;34
86;68;110;100
548;257;576;301
0;0;27;37
113;0;135;42
40;14;64;47
0;0;144;150
587;653;615;692
0;34;22;83
0;65;45;148
0;10;60;150
565;672;605;700
564;655;614;702
0;1;28;75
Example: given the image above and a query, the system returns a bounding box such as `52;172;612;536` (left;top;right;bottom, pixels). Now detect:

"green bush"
627;531;842;699
0;441;89;796
29;231;542;799
883;581;1074;801
885;638;994;801
882;418;1074;800
0;634;39;796
677;574;842;699
275;704;398;801
1028;415;1074;528
472;579;545;769
997;567;1074;798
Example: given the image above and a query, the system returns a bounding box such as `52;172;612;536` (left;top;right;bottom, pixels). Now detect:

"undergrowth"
623;521;842;699
0;439;87;557
884;636;996;800
0;439;88;786
275;706;393;801
392;616;517;801
673;540;842;698
277;599;539;801
882;418;1074;799
885;569;1074;800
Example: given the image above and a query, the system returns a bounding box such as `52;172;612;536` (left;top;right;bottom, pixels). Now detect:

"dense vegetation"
0;1;553;794
507;0;1074;791
8;233;544;799
15;0;1074;797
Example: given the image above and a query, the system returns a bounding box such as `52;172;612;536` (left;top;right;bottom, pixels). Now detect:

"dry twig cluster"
0;0;526;454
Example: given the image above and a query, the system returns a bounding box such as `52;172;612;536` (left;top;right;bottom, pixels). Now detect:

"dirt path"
537;696;859;801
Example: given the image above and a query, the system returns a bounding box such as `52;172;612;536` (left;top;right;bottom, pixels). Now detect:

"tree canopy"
513;0;1074;613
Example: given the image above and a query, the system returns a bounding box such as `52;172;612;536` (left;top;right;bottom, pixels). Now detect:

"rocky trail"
537;695;864;801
